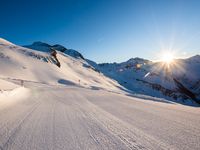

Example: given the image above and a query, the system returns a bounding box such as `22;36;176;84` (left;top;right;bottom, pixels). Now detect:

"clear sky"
0;0;200;63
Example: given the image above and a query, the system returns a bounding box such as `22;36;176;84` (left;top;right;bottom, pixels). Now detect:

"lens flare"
161;51;174;64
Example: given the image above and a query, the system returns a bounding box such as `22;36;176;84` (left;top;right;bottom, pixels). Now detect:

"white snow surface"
0;79;19;90
0;86;30;102
0;81;199;150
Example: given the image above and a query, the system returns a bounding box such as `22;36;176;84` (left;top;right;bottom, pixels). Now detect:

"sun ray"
161;52;174;64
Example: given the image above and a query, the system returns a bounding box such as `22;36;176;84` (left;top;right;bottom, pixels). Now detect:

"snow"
0;81;199;150
0;78;30;103
0;87;30;101
0;79;19;90
0;38;15;46
23;39;200;104
0;38;200;149
24;42;84;59
95;57;200;104
0;39;123;93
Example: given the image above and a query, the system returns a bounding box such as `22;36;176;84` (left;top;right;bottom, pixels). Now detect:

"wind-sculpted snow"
0;81;199;150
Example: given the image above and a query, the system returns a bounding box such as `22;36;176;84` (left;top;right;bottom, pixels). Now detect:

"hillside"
94;56;200;105
0;38;200;150
0;38;123;92
23;40;200;105
1;38;199;105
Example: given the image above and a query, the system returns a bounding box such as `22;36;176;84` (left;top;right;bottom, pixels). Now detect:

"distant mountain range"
1;38;200;105
93;55;200;105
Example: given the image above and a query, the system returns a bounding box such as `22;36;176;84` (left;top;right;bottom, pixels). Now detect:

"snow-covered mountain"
1;38;199;105
24;42;84;59
0;38;123;92
23;40;200;105
1;38;200;150
91;56;200;105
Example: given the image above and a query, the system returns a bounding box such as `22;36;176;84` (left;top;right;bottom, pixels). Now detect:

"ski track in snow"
0;82;200;150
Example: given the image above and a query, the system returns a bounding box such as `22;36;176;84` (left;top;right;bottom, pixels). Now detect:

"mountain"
0;38;123;92
1;38;200;150
23;41;200;105
1;38;199;105
24;42;84;59
93;56;200;105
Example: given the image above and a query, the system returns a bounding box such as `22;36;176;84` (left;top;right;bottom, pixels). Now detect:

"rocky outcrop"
50;49;61;67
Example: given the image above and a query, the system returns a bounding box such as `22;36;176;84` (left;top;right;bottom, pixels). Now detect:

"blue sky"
0;0;200;62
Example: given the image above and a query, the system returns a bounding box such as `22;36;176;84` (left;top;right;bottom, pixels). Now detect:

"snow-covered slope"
1;38;200;150
0;38;123;92
0;78;30;105
0;79;19;90
0;38;15;46
1;80;200;150
92;56;200;105
1;38;199;105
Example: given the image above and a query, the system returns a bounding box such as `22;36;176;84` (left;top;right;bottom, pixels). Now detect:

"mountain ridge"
1;38;200;105
24;41;84;59
22;40;200;105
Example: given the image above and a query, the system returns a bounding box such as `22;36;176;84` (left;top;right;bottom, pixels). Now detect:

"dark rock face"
50;49;61;68
173;78;199;104
136;79;178;100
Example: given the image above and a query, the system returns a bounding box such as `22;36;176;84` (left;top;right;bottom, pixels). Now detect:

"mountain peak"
190;54;200;59
187;54;200;63
32;41;51;47
24;42;84;59
126;57;149;64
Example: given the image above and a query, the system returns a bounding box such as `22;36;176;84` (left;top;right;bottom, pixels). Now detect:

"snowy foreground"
0;81;200;150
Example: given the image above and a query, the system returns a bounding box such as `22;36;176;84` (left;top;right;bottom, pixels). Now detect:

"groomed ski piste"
0;38;200;150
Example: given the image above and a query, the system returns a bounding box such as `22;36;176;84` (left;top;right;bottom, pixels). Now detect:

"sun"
161;51;175;64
